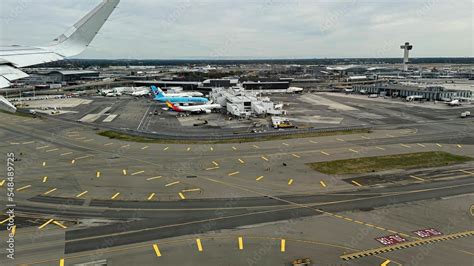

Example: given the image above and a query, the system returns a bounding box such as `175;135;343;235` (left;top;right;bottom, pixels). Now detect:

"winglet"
48;0;120;57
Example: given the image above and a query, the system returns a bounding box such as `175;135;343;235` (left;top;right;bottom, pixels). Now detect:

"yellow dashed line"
320;151;330;156
43;188;57;195
228;171;240;176
288;179;294;185
261;156;269;161
104;143;114;146
0;216;12;224
417;143;425;148
131;170;145;176
253;145;260;149
147;176;162;181
163;147;169;151
361;136;371;140
457;144;463;148
256;176;264;181
351;180;363;187
22;141;35;145
60;152;73;156
122;169;127;175
121;144;130;148
46;148;59;153
212;161;219;166
376;226;386;231
354;220;364;225
232;146;237;151
11;225;16;236
182;188;201;193
381;260;391;266
436;143;443;147
210;147;214;151
42;176;48;183
320;181;327;188
282;143;289;146
309;140;318;144
71;160;75;164
400;144;411;148
280;239;286;252
111;193;120;200
9;142;20;145
238;237;244;250
336;138;345;142
206;167;219;171
96;171;101;178
42;162;46;167
141;146;149;150
349;149;359;153
36;145;49;150
0;180;5;187
17;185;31;192
153;244;162;257
76;191;88;198
365;223;375;227
344;217;353;222
75;155;92;160
83;139;94;142
178;192;186;200
165;181;180;187
375;146;386;151
460;170;474;175
196;239;203;252
291;153;301;158
238;159;245;164
148;193;156;201
187;147;191;152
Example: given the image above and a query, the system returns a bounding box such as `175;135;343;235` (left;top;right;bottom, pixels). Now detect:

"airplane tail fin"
48;0;121;57
151;86;165;98
166;101;180;112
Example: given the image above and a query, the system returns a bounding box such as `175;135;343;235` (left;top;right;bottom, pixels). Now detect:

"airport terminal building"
352;84;473;101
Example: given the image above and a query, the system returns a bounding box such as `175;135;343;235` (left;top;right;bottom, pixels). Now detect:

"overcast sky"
0;0;472;59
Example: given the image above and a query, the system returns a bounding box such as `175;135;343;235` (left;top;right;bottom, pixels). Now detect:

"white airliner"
157;87;204;97
166;101;221;114
446;99;461;106
0;0;120;112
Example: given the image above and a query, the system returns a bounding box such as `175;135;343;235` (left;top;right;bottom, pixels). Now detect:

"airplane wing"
0;0;120;88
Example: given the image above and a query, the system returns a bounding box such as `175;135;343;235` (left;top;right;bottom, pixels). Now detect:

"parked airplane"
166;101;221;114
159;87;203;97
151;86;209;103
446;99;461;106
0;0;120;112
131;89;150;97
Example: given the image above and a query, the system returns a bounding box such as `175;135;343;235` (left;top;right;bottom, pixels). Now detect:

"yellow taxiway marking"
375;146;385;151
163;147;169;151
309;140;318;144
36;145;49;150
141;146;149;150
10;142;20;145
182;188;201;193
232;146;237;151
187;147;191;152
436;143;443;147
288;179;294;185
121;144;130;148
165;181;180;187
60;152;73;156
261;156;269;161
178;192;186;200
253;145;260;149
410;175;425;182
256;175;264;181
42;161;47;167
43;188;57;195
0;180;5;187
320;181;327;188
460;170;474;175
147;176;162;181
400;144;411;148
22;141;35;145
17;185;31;192
457;144;463;148
238;237;244;250
210;147;214;151
46;148;59;152
417;143;425;148
83;139;94;142
59;258;65;266
196;239;203;252
320;151;330;156
42;176;48;183
336;138;345;142
122;169;127;175
281;239;286;252
0;216;13;224
381;260;391;266
71;160;76;164
38;219;54;229
148;193;156;201
282;143;289;146
131;170;145;176
206;167;219;171
291;153;301;158
111;193;120;200
53;221;67;229
361;136;371;140
75;137;86;140
153;244;162;257
76;191;88;198
96;171;101;178
212;161;219;166
238;159;245;164
349;149;359;154
104;143;114;146
228;171;240;176
11;225;16;236
351;180;363;187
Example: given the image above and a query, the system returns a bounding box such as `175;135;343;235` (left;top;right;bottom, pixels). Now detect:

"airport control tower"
400;42;413;71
